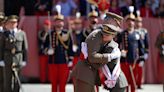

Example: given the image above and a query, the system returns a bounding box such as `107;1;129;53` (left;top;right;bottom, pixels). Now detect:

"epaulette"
107;40;118;48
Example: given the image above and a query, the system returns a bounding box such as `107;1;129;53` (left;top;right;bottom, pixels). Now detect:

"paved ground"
20;84;163;92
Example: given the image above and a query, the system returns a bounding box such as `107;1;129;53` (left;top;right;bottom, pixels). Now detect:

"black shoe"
137;86;143;89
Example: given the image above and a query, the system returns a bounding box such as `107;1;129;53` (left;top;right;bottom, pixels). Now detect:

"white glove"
162;45;164;55
139;61;144;67
144;53;148;60
0;61;5;67
67;61;73;68
47;48;54;55
81;42;88;59
20;62;27;67
121;50;127;57
73;44;78;52
108;47;121;62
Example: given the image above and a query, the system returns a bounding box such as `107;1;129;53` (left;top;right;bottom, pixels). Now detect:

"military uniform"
155;31;164;63
0;12;5;92
3;15;28;92
38;19;50;83
72;12;128;92
82;8;100;40
70;13;85;67
135;15;149;88
72;28;85;66
118;12;139;92
44;13;74;92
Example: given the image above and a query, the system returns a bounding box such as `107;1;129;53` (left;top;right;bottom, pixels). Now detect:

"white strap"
102;59;121;88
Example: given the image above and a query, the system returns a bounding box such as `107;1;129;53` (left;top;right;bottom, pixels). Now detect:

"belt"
4;49;23;54
15;51;23;54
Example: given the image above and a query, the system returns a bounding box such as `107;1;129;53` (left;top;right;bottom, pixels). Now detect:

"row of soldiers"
38;6;149;92
0;13;28;92
37;8;101;92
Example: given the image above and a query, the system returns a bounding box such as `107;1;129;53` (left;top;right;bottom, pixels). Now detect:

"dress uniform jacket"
136;28;149;62
72;29;128;89
38;29;49;82
135;28;149;88
38;30;48;55
3;29;28;92
45;29;74;64
118;30;140;63
82;25;102;41
155;31;164;63
72;30;85;56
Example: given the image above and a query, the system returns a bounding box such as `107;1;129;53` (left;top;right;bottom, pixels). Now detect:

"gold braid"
56;33;69;49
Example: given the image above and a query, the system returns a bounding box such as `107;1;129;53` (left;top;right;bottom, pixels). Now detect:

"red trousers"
39;55;48;83
121;62;137;92
133;64;143;87
48;64;69;92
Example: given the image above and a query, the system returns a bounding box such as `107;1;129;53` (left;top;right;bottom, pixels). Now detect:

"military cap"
101;24;120;35
53;14;64;20
6;15;19;22
105;12;124;27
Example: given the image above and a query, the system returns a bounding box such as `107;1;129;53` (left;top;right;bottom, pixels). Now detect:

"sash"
102;59;121;88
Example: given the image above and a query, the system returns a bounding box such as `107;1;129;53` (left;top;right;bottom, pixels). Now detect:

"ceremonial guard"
71;12;128;92
118;6;139;92
155;30;164;63
0;12;5;92
70;12;85;67
44;5;74;92
3;15;28;92
82;6;100;40
38;19;51;83
135;10;149;89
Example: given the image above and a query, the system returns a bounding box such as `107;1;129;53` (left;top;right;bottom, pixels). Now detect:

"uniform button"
89;66;92;69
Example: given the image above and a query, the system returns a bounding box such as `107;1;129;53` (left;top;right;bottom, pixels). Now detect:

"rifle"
47;11;54;55
129;65;137;89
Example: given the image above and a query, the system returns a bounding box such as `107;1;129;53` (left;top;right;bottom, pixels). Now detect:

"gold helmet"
53;5;64;20
125;6;135;20
88;5;99;17
136;10;142;22
74;12;82;24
